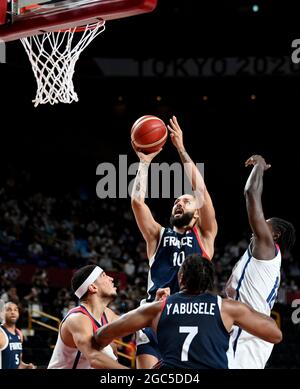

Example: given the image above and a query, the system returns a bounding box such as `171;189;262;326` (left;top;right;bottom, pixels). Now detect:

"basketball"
131;115;168;154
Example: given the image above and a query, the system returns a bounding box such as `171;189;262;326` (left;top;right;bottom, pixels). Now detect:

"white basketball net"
20;20;105;107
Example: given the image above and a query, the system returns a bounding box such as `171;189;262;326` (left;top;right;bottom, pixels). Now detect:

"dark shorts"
136;327;162;360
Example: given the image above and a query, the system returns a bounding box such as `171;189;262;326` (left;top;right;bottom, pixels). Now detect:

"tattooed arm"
131;143;162;259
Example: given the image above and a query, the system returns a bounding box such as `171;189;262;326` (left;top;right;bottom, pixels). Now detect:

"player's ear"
273;231;281;242
88;283;98;294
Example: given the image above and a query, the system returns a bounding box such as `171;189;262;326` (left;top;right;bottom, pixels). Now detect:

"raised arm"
94;301;162;349
244;155;275;259
131;144;162;258
168;116;217;256
222;299;282;344
67;315;128;369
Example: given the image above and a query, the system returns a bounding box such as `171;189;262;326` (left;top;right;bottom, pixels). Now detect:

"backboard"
0;0;157;41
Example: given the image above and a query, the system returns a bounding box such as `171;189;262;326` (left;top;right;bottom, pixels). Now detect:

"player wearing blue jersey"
94;254;282;369
131;116;218;368
0;302;36;369
225;155;296;368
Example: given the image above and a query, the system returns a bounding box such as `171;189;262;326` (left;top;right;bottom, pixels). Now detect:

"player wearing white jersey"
225;155;296;369
48;265;127;369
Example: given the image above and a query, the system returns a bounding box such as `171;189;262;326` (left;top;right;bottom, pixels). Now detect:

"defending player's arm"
244;155;275;259
94;301;162;349
67;314;128;369
222;299;282;344
103;307;120;357
168;116;217;257
131;144;162;258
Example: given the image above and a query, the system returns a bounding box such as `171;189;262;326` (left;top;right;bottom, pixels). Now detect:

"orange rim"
57;19;105;33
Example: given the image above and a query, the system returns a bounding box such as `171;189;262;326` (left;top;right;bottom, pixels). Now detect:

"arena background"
0;0;299;369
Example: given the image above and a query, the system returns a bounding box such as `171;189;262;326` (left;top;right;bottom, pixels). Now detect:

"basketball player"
0;302;36;369
94;254;282;369
48;265;128;369
225;155;296;369
131;115;218;367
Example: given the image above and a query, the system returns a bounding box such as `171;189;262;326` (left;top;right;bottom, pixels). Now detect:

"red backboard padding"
0;0;157;41
0;0;7;26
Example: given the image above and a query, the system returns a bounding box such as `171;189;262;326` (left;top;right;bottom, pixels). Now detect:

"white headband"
75;266;103;299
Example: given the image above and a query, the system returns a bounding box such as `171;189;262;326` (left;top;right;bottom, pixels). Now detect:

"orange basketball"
131;115;168;154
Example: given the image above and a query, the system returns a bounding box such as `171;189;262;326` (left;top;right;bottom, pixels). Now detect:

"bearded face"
170;211;195;228
4;303;19;326
170;195;197;229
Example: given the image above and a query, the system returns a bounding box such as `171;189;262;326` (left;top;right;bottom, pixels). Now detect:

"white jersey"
48;305;116;369
48;332;116;369
0;326;9;369
225;244;281;369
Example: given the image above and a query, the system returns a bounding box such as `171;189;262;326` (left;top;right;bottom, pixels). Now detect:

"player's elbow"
89;356;104;369
267;326;283;344
272;329;283;344
90;354;117;369
89;353;106;369
244;187;255;198
131;197;144;208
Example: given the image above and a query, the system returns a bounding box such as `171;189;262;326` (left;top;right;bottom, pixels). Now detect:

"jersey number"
179;326;198;361
15;354;20;365
173;251;185;266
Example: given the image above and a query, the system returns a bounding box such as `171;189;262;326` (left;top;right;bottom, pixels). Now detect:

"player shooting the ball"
130;115;218;368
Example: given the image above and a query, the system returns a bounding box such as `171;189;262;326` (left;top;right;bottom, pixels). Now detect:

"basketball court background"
0;0;299;369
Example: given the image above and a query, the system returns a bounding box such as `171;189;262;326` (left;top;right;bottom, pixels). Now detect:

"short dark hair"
180;254;215;294
71;265;98;300
269;217;296;255
5;301;19;310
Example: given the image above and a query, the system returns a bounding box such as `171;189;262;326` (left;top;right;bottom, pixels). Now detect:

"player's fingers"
172;115;178;125
167;125;176;133
172;116;182;131
245;157;254;165
169;118;175;127
169;117;179;130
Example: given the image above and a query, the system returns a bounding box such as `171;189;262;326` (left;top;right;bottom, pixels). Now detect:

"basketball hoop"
20;19;105;107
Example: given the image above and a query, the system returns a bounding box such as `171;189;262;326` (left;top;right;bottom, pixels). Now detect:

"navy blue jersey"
0;325;22;369
146;226;209;302
157;293;229;369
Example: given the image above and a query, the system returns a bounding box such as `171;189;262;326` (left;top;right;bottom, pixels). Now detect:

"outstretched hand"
131;141;162;163
154;287;170;302
167;115;185;151
245;155;271;171
27;363;37;369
